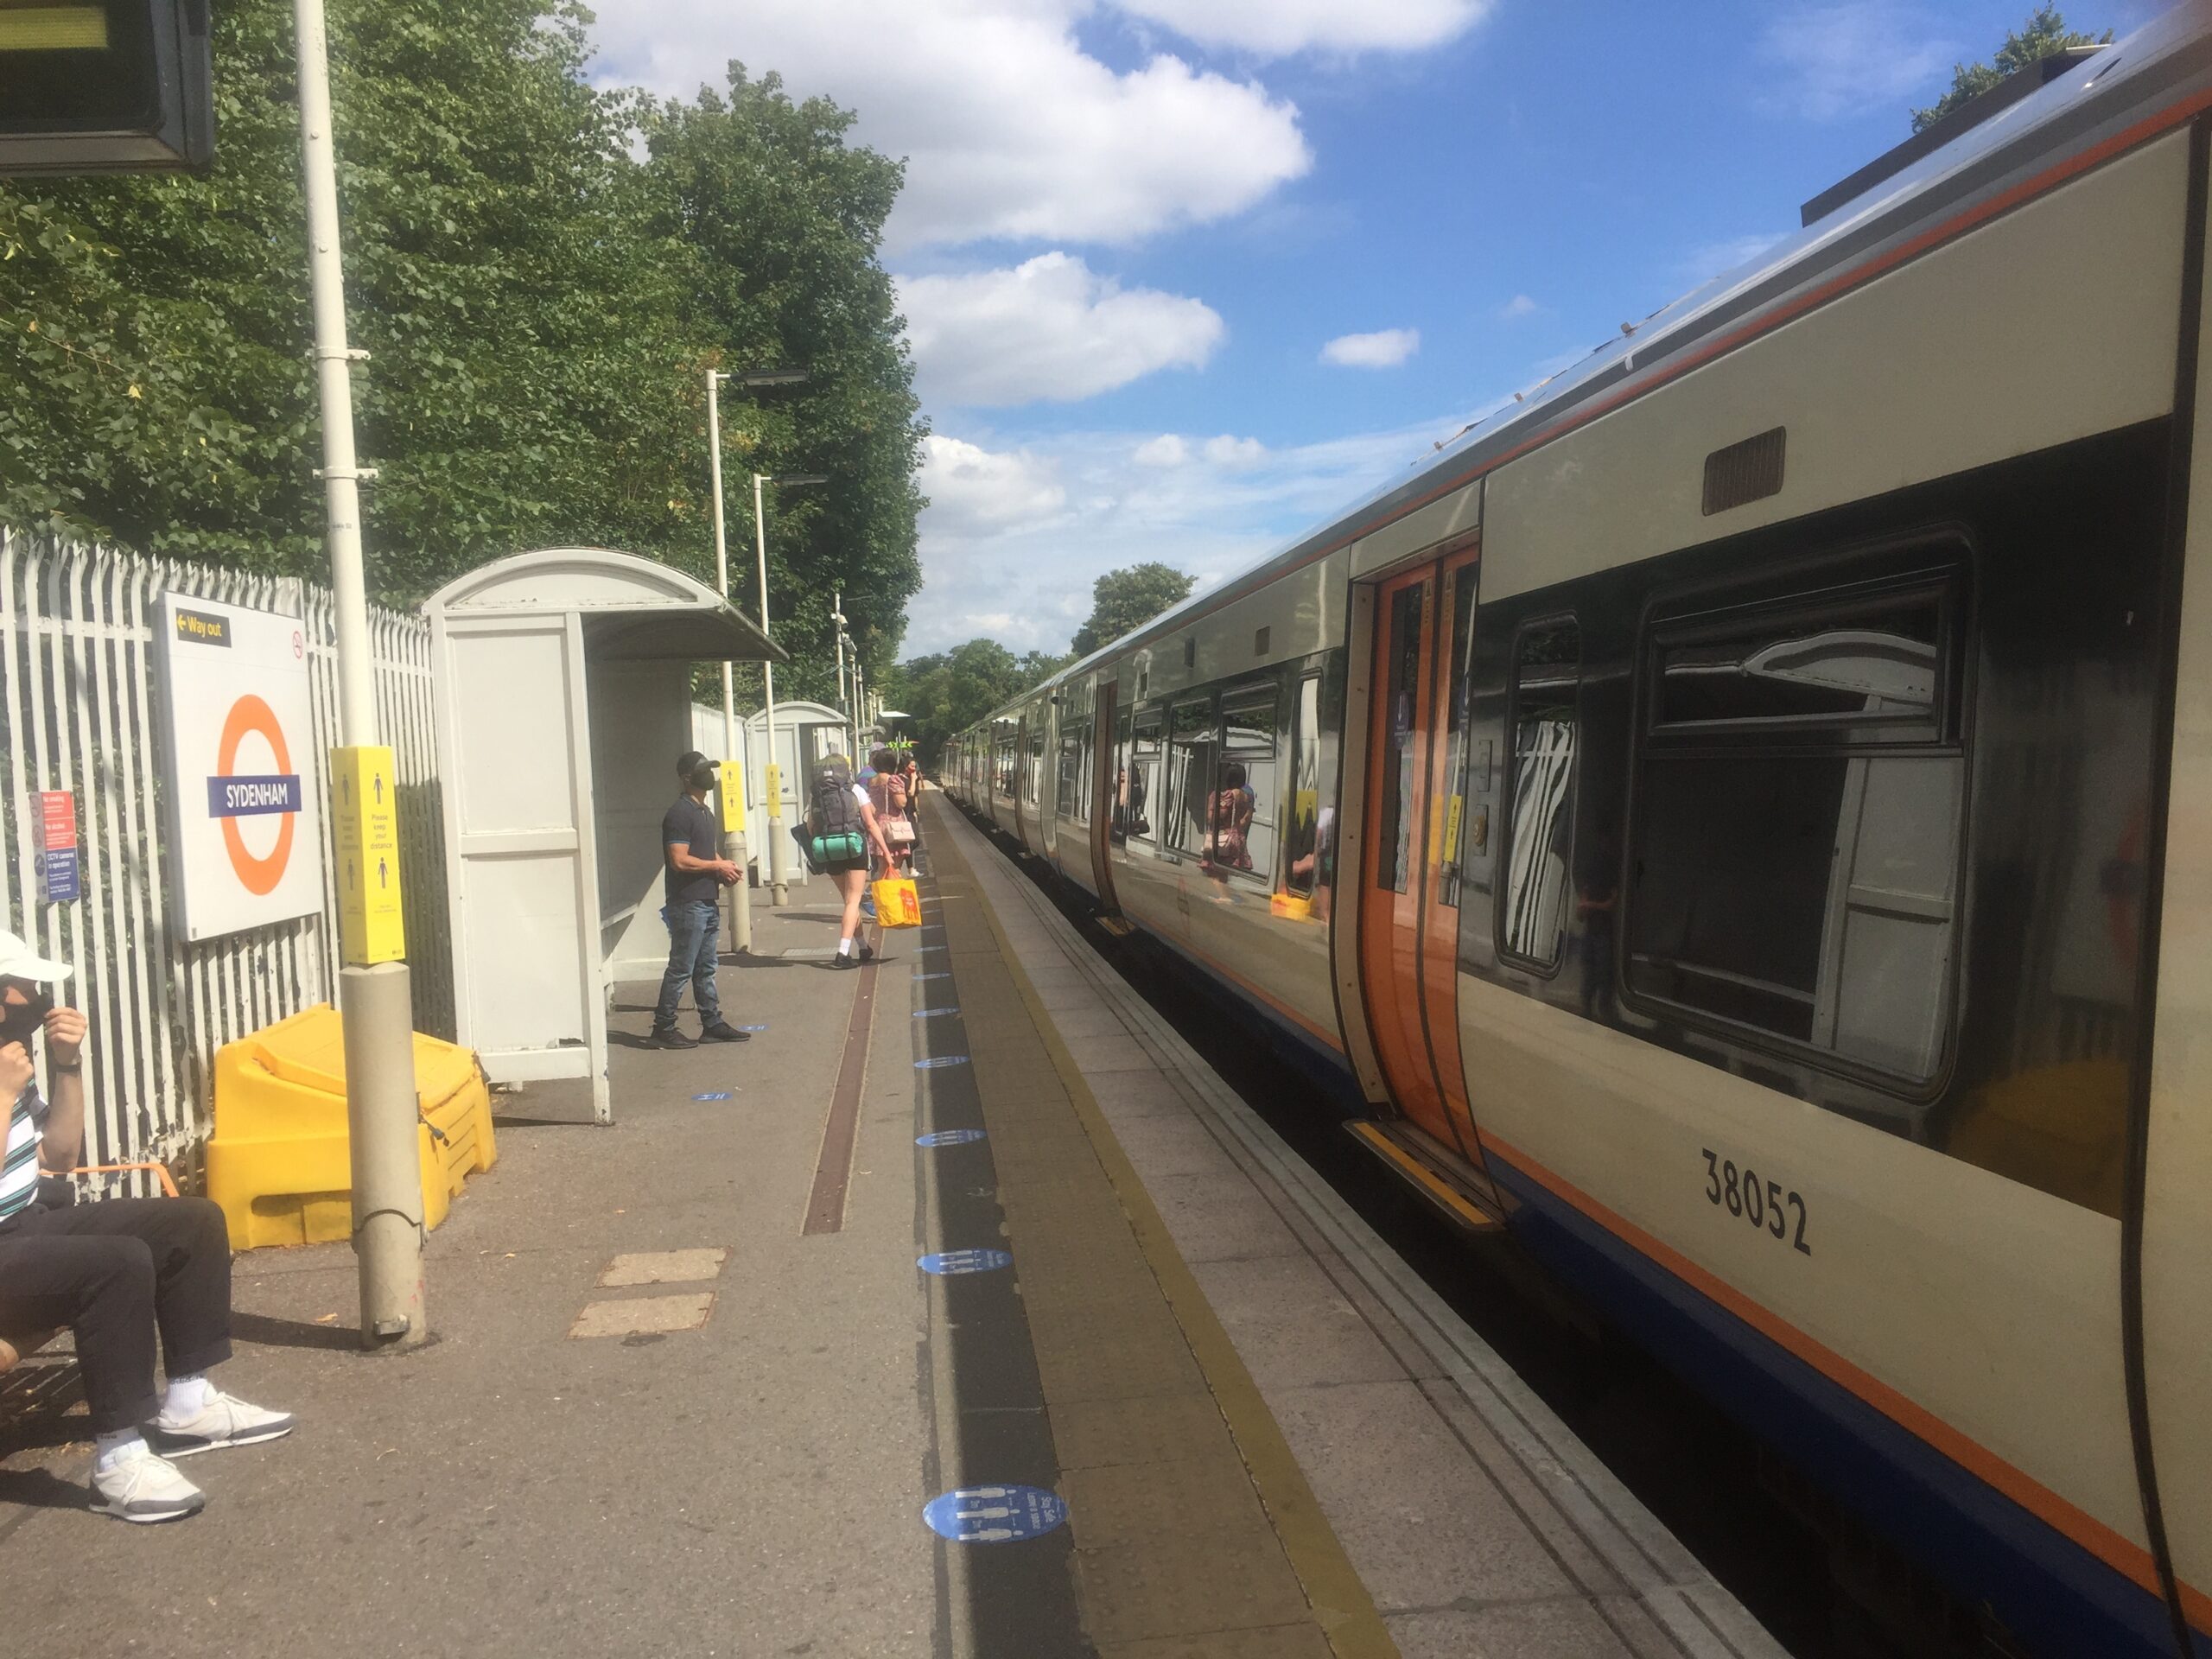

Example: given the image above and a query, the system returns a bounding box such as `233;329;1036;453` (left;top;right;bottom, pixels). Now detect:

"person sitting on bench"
0;929;295;1522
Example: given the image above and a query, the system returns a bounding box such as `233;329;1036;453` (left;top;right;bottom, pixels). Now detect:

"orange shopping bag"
873;875;922;927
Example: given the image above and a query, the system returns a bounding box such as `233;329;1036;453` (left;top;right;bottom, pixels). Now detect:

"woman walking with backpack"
805;752;894;968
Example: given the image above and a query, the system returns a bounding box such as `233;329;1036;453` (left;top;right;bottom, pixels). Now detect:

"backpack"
807;755;866;864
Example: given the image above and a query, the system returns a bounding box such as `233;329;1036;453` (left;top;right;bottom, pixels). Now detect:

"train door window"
1285;674;1325;897
1375;584;1426;893
1128;706;1163;842
1217;683;1280;882
1439;565;1480;909
1058;711;1082;817
1499;619;1580;970
1027;717;1046;806
1165;695;1216;856
1626;571;1964;1079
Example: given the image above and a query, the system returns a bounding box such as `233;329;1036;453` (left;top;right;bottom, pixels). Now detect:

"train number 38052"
1701;1149;1812;1255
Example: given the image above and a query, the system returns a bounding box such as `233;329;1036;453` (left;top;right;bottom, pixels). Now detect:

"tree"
881;637;1032;766
1911;7;2112;133
1070;562;1195;657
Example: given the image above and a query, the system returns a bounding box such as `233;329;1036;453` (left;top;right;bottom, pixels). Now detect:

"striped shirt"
1;1084;48;1221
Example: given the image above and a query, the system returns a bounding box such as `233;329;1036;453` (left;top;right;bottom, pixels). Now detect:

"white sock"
95;1428;146;1470
836;938;854;957
162;1374;211;1419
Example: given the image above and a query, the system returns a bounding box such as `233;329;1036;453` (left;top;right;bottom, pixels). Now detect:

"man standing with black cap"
652;750;751;1050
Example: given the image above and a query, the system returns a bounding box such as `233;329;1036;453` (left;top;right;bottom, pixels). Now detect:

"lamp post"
832;595;852;760
753;471;827;906
707;366;806;950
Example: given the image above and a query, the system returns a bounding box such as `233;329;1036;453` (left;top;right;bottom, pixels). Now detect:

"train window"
1285;675;1325;899
1058;710;1082;817
1439;563;1480;910
1127;707;1162;842
1217;684;1280;882
1165;696;1216;856
1627;570;1964;1079
1027;718;1045;806
1375;583;1426;895
1499;619;1580;970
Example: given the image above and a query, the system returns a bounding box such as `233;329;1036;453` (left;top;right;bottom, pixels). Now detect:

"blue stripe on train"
1482;1151;2189;1659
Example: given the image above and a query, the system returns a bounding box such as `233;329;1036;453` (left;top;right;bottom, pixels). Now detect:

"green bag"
807;830;867;865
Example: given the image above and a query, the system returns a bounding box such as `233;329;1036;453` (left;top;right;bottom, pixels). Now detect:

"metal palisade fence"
0;531;454;1194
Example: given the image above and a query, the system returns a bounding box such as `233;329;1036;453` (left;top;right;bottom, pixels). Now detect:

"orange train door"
1357;555;1483;1163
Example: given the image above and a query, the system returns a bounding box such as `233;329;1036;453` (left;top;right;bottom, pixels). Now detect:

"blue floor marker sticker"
692;1090;734;1101
913;971;952;982
918;1249;1012;1275
914;1007;960;1019
736;1024;768;1032
915;1055;970;1070
916;1128;987;1147
923;1485;1068;1543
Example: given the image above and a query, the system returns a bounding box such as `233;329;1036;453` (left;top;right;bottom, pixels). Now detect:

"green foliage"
0;0;923;690
1911;6;2112;133
1070;561;1195;657
880;637;1035;766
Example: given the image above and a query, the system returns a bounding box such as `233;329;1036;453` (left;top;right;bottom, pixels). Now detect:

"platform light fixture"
750;468;828;906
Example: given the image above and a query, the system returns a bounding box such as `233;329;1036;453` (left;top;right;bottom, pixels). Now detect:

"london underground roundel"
157;595;325;942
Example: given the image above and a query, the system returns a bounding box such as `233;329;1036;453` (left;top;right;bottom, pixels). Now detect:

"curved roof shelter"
424;547;785;1124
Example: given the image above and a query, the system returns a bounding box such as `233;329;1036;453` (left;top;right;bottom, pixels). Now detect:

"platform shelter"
423;547;784;1123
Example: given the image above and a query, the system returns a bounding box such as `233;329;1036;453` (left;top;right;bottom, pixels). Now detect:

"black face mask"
0;986;53;1050
689;766;716;793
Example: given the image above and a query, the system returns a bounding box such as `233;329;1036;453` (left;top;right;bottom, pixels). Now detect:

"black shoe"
647;1027;697;1049
830;953;860;970
858;942;875;962
700;1022;752;1043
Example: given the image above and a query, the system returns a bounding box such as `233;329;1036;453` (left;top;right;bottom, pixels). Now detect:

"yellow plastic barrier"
206;1004;497;1251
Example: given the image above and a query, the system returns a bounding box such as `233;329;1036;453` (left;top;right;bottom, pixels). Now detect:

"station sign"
156;594;324;942
330;744;404;965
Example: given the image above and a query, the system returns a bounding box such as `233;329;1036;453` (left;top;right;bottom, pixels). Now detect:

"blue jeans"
654;900;723;1032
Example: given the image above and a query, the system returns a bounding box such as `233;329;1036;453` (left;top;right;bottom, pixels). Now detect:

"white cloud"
1321;327;1421;368
899;253;1224;407
588;0;1312;251
1118;0;1492;56
1498;294;1542;320
918;435;1067;536
1756;4;1960;123
906;410;1483;655
1676;232;1791;287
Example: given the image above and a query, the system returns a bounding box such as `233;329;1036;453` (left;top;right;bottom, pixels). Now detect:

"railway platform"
0;795;1783;1659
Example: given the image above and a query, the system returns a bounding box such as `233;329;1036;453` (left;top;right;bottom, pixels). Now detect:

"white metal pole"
833;592;851;758
294;0;424;1350
709;372;753;953
755;473;791;906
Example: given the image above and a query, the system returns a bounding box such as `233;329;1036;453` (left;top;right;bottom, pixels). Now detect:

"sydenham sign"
157;594;325;942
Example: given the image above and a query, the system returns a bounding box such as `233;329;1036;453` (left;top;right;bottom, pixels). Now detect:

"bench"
0;1163;181;1376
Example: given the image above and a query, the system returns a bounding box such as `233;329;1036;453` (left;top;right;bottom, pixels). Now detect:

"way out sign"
157;594;324;942
332;746;405;965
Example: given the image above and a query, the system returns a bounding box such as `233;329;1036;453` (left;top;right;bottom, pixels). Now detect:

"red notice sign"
35;791;74;852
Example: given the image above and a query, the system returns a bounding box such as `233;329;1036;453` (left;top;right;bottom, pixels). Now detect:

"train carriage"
944;13;2212;1656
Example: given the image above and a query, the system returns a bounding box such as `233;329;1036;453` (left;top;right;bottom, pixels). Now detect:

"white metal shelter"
424;548;784;1123
741;699;850;853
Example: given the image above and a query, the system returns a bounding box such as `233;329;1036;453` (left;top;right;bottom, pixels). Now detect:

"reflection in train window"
1500;620;1580;969
1285;675;1325;899
1628;576;1963;1079
1166;696;1216;856
1027;717;1046;807
1217;684;1279;881
1439;563;1479;909
1127;708;1162;842
1375;583;1425;895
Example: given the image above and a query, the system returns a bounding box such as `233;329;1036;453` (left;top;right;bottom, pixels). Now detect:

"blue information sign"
915;1129;987;1147
37;848;79;904
914;1055;970;1071
918;1249;1012;1275
922;1484;1067;1543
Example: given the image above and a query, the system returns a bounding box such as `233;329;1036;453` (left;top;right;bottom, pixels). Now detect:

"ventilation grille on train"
1703;427;1786;517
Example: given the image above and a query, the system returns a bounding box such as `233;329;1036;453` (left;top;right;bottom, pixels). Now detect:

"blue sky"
588;0;2177;657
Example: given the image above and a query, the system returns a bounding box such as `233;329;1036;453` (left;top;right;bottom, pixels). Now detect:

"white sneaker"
149;1388;296;1458
90;1442;205;1523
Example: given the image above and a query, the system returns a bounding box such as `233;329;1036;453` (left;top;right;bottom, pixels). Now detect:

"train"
941;11;2212;1657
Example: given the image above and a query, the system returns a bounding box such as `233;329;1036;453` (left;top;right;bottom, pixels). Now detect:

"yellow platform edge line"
944;812;1402;1659
1346;1121;1501;1234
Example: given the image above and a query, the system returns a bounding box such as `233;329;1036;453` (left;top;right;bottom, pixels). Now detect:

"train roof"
959;3;2212;736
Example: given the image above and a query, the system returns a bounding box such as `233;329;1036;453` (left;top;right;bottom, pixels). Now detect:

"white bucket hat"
0;929;70;985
